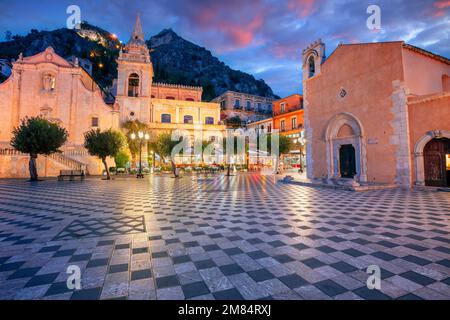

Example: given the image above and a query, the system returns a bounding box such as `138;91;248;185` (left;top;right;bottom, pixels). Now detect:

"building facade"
246;117;273;135
302;40;450;188
0;15;225;178
114;15;224;145
213;90;274;114
272;94;305;169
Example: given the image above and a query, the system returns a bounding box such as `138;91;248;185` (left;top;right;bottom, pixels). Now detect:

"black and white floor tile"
0;174;449;300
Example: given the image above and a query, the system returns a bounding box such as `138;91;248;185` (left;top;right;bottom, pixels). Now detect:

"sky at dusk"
0;0;449;97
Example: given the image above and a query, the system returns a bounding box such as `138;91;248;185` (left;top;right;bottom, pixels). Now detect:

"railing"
0;148;26;156
0;148;86;171
273;106;303;116
62;149;90;156
49;153;86;171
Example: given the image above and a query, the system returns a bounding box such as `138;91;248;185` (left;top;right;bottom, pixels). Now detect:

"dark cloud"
0;0;447;96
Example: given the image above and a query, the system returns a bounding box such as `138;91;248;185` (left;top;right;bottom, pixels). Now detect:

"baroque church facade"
302;40;450;189
0;16;224;178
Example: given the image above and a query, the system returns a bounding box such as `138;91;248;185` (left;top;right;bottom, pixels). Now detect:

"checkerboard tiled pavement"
0;174;449;300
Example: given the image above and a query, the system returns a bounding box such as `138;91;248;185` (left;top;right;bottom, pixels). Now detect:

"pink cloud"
433;0;450;16
287;0;318;18
190;1;266;49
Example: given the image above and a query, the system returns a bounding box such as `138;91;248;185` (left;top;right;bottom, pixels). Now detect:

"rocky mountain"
0;24;278;101
0;24;122;90
148;29;277;100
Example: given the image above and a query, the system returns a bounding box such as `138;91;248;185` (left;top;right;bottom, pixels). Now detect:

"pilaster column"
414;152;425;186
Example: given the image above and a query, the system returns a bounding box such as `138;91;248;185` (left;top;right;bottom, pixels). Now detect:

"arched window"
128;73;139;97
184;115;193;124
161;114;171;123
308;56;315;78
205;117;214;125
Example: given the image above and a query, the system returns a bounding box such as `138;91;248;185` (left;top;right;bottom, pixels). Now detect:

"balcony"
273;105;303;116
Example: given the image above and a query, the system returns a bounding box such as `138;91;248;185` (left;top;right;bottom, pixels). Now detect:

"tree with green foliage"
122;120;149;166
10;117;68;181
202;81;216;101
84;129;125;180
226;116;243;128
261;133;292;174
156;132;182;178
114;150;130;169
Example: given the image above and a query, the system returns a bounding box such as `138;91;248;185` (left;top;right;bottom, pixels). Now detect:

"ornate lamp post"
131;131;150;179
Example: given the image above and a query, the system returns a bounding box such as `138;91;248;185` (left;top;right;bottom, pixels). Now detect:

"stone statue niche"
43;74;56;92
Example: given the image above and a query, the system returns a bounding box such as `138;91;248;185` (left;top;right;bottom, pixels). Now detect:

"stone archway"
325;113;367;183
414;130;450;186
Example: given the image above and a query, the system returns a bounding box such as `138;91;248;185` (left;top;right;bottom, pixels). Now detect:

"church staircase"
0;148;87;171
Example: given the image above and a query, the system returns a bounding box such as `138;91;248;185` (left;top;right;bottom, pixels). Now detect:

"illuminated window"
161;114;171;123
128;73;139;97
184;115;193;124
205;117;214;125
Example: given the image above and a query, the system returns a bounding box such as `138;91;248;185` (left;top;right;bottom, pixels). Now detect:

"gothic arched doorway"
325;113;367;182
423;138;450;187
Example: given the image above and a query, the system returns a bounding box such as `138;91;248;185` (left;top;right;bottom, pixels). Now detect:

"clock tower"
116;14;154;124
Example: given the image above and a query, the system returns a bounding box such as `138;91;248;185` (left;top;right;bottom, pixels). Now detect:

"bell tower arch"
302;39;325;81
116;14;154;124
302;39;325;179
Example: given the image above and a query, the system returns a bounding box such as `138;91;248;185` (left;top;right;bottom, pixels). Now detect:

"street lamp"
131;131;149;179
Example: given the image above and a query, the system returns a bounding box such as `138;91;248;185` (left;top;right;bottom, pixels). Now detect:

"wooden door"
424;139;449;187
